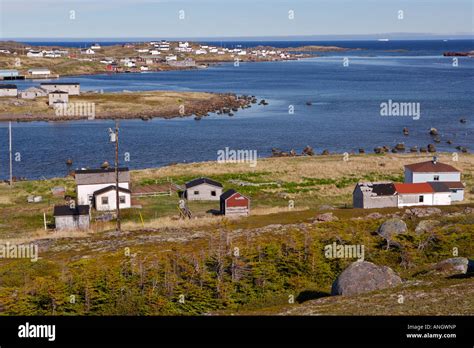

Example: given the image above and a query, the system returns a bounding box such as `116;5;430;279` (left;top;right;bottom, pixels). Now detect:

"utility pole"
9;121;13;187
114;120;121;232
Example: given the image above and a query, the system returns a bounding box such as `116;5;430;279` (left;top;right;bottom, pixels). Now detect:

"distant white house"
75;168;131;207
140;66;149;71
19;86;47;99
0;84;18;97
165;55;177;62
91;43;101;50
195;49;207;55
26;50;43;58
41;82;80;96
28;68;51;76
404;157;464;201
185;177;223;201
48;91;68;105
93;185;132;211
80;48;95;55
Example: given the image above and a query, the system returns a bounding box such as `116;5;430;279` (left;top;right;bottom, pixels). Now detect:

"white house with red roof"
394;182;451;207
404;157;464;201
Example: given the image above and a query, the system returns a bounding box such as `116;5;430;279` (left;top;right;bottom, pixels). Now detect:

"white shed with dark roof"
185;177;223;201
54;204;90;230
93;185;131;211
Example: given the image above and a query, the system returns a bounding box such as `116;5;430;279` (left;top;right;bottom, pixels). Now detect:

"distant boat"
377;39;390;42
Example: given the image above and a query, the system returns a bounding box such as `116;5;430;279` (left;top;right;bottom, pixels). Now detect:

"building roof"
41;82;80;86
428;182;451;193
185;177;223;189
54;205;89;216
93;185;132;196
394;183;434;194
75;168;130;185
28;68;50;71
0;84;17;89
220;189;249;201
442;181;465;189
405;160;460;173
355;182;396;197
49;90;68;94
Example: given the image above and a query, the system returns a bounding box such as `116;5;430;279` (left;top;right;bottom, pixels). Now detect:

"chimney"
432;156;438;164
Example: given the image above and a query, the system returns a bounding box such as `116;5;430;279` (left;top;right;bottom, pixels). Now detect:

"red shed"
220;189;250;216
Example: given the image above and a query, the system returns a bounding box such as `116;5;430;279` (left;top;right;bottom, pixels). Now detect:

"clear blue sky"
0;0;472;39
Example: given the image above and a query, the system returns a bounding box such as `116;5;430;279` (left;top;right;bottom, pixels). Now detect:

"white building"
93;185;132;211
19;87;47;99
75;168;131;207
41;82;80;96
80;48;95;55
165;55;177;62
404;157;464;201
394;182;451;207
28;68;51;76
195;49;207;55
54;204;90;231
48;91;68;105
91;43;101;50
26;50;43;58
0;84;17;97
185;177;223;201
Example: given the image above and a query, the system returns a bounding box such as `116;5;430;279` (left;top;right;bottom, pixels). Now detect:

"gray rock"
405;207;441;218
415;220;441;234
377;218;408;240
313;212;338;222
331;261;402;296
366;212;384;219
432;257;470;275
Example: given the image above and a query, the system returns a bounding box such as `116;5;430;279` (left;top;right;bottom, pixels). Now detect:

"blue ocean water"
0;40;473;179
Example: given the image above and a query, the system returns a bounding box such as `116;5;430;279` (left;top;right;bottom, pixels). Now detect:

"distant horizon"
2;33;473;43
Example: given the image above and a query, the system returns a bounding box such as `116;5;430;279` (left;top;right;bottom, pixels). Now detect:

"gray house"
353;182;398;209
48;91;69;105
185;177;223;201
54;205;90;231
41;82;80;96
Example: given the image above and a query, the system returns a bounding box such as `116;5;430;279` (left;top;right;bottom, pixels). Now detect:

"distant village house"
185;178;223;201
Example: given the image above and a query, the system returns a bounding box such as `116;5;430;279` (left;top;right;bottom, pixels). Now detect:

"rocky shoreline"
0;92;259;122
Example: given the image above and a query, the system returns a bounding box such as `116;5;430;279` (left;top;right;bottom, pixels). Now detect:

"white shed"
93;185;132;211
185;178;223;201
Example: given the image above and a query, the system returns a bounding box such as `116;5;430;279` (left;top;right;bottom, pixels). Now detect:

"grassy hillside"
0;153;472;315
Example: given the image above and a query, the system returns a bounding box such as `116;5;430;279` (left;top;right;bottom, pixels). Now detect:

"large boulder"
432;257;472;275
377;218;408;240
331;261;402;296
415;220;440;234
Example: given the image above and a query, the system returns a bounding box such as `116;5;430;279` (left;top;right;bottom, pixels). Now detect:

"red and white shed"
220;189;250;217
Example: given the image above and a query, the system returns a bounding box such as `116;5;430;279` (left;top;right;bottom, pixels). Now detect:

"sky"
0;0;473;39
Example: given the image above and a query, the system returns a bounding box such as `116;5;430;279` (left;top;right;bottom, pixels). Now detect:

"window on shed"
418;195;424;203
211;191;216;196
434;175;440;181
194;190;199;195
119;196;126;204
101;197;109;205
